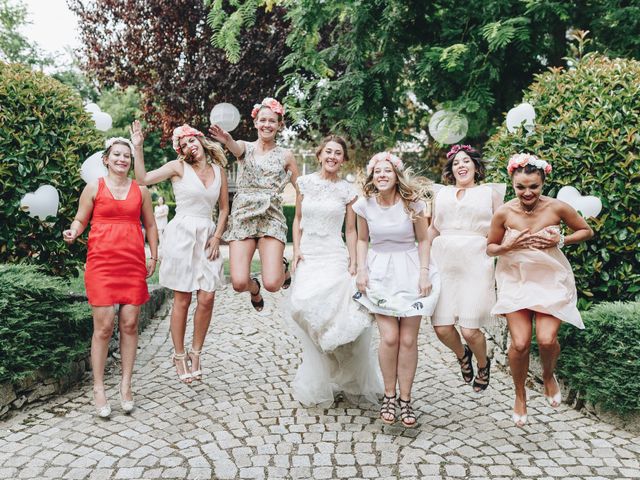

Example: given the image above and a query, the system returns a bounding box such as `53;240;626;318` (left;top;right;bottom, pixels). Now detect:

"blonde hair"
362;160;433;221
178;136;228;168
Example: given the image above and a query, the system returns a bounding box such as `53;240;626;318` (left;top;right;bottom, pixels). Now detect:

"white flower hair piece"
104;137;135;158
507;153;552;175
366;152;404;176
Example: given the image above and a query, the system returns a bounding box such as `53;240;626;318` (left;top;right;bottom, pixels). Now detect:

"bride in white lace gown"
287;136;383;407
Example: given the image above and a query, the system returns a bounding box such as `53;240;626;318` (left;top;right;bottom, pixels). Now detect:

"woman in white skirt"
427;145;503;392
287;135;382;407
132;122;229;383
354;152;439;427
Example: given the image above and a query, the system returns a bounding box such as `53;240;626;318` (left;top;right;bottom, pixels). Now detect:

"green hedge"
0;62;102;277
556;301;640;415
484;54;640;306
0;264;92;383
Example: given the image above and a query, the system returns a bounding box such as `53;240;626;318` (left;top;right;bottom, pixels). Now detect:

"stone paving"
1;285;639;480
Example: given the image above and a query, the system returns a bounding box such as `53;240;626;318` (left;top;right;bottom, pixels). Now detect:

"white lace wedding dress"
287;173;383;407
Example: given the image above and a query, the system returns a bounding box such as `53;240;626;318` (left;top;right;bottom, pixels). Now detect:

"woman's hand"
501;228;531;252
356;269;369;293
418;270;432;297
62;228;78;244
292;248;304;273
146;258;157;278
526;227;560;249
129;120;144;148
205;236;221;260
208;124;231;145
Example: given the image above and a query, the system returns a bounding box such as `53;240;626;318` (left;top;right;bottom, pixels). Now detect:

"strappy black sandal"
282;257;291;289
250;277;264;312
379;394;396;424
457;344;474;384
398;397;417;428
473;358;491;392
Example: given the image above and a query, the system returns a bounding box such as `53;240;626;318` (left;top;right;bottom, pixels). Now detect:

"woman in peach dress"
487;153;593;427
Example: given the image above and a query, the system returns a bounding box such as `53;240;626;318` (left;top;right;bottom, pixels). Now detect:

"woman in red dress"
64;136;158;418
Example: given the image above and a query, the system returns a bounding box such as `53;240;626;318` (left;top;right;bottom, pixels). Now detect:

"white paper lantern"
92;111;113;131
506;102;536;133
81;151;108;184
209;103;241;132
428;110;468;144
557;186;581;204
20;185;60;221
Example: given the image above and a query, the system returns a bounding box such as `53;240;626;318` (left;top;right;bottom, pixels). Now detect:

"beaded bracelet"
557;234;565;249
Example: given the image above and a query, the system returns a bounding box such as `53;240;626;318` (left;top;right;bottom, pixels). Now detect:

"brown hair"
179;136;228;168
442;148;486;184
315;135;350;162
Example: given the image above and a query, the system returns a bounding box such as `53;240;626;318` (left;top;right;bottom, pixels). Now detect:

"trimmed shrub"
0;264;92;383
556;301;640;415
0;62;102;277
484;54;640;306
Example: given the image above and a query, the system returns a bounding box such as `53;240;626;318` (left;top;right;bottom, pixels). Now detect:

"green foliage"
484;54;640;305
0;264;92;383
283;204;294;243
0;62;102;276
556;301;640;414
0;0;51;67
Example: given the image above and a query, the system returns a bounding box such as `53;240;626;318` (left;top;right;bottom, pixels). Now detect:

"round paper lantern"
428;110;468;144
210;103;241;132
92;111;113;131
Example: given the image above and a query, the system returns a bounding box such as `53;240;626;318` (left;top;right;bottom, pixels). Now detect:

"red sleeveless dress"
84;178;149;306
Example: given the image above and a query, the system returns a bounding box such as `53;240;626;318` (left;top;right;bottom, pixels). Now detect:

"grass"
67;259;262;294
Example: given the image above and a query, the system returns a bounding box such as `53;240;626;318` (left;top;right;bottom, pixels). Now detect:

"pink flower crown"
366;152;404;176
446;144;476;160
172;124;204;155
507;153;552;175
251;97;285;119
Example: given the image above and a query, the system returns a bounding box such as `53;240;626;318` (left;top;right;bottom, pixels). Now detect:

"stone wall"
0;285;170;418
485;322;640;434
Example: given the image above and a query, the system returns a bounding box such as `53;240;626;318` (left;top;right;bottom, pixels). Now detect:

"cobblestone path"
1;285;639;479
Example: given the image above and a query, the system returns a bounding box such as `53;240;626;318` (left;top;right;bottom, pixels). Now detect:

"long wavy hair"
362;158;433;221
180;136;227;168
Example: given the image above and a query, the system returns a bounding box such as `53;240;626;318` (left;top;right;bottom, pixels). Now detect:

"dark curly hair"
442;147;486;184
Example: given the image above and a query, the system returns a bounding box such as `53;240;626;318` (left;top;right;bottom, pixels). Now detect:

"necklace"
520;197;540;215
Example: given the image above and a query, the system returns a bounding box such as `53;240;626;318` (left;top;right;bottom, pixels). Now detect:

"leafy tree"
0;0;50;67
69;0;290;141
208;0;640;156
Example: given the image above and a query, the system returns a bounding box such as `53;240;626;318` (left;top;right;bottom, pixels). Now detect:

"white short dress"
352;197;440;318
159;162;225;293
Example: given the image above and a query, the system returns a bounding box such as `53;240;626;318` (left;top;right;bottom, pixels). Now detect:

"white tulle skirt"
286;236;383;407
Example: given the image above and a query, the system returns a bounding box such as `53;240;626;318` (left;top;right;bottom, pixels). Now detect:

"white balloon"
92;111;113;131
81;151;108;184
20;185;60;221
210;102;241;132
85;102;101;114
573;195;603;218
557;186;581;204
506;102;536;133
428;110;468;144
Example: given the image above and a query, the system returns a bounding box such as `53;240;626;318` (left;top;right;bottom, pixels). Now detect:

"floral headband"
105;137;135;157
172;124;204;155
507;153;552;175
251;97;285;119
366;152;404;176
446;144;476;160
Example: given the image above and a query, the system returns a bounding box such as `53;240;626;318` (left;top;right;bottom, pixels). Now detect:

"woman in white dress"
354;152;439;427
132;121;229;383
154;196;169;236
427;145;503;392
288;135;382;407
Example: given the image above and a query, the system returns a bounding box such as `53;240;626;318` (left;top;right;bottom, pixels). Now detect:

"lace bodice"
297;173;357;239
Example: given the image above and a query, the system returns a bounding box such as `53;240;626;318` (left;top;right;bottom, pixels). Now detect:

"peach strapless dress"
491;226;584;329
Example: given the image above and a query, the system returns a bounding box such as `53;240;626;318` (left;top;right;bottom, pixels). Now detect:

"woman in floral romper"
209;98;299;310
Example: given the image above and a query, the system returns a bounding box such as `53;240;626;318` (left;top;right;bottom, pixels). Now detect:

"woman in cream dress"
133;122;229;383
487;153;593;426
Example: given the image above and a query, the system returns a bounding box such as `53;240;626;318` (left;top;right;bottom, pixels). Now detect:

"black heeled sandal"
398;397;417;428
457;344;474;384
379;394;396;424
250;277;264;312
282;257;291;289
473;358;491;392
